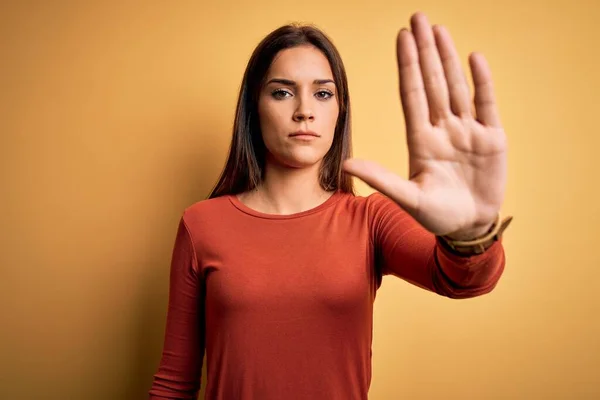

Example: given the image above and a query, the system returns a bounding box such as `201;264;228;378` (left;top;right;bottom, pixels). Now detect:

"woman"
149;11;513;400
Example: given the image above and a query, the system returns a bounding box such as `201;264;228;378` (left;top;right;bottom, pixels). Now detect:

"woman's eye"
316;90;334;100
272;89;291;99
271;89;334;100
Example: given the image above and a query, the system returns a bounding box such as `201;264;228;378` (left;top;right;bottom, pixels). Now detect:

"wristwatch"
437;214;514;256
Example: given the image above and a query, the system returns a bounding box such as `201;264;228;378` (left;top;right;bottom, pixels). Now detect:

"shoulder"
184;194;231;215
359;191;413;226
366;190;395;204
178;195;233;231
333;190;400;220
343;190;397;212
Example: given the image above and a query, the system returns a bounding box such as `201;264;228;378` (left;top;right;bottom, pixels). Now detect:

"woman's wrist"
437;215;513;256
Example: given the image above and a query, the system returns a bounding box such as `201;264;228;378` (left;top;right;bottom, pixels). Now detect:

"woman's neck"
238;160;334;215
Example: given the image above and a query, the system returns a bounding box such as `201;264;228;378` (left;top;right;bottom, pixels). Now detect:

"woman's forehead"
266;46;334;82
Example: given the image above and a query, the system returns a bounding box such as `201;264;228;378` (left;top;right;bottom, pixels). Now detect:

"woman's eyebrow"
265;78;335;86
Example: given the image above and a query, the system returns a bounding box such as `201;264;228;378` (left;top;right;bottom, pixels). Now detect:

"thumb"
342;158;420;212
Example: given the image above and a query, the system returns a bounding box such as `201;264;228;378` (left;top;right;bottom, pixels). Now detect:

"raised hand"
342;12;508;240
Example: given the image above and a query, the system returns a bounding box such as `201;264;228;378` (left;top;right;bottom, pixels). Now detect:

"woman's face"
258;45;339;169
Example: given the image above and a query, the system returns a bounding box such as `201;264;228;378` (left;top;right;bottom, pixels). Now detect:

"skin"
242;12;508;241
238;44;339;215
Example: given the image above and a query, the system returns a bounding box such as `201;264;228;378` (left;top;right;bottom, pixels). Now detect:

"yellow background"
2;1;598;399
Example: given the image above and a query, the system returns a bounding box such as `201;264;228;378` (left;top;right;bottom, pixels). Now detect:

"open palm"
343;12;507;239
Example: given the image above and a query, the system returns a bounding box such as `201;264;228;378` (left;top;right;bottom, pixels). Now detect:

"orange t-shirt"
148;190;506;399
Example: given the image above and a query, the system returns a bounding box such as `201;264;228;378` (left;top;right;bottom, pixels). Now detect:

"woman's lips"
289;130;319;140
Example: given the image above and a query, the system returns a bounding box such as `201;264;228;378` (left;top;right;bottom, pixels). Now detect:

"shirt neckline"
227;189;344;220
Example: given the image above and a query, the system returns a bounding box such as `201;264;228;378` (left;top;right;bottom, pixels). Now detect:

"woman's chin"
275;155;325;170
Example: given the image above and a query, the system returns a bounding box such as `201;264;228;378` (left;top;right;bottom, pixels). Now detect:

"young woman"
149;11;513;400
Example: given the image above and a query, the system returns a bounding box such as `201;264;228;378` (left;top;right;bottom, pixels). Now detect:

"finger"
342;158;420;212
433;24;471;117
469;52;502;127
410;12;450;122
396;28;430;133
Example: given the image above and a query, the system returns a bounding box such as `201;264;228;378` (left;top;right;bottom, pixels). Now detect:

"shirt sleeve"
368;192;506;299
149;215;206;399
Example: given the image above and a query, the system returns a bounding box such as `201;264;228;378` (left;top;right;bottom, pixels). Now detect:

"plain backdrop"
1;0;599;399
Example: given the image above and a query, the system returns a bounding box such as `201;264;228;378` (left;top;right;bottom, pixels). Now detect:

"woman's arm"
149;216;205;399
369;193;506;299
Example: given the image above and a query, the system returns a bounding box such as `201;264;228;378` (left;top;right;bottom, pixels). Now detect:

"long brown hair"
207;23;354;199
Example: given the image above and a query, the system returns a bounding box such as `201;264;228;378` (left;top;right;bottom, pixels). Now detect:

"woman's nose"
293;97;314;122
